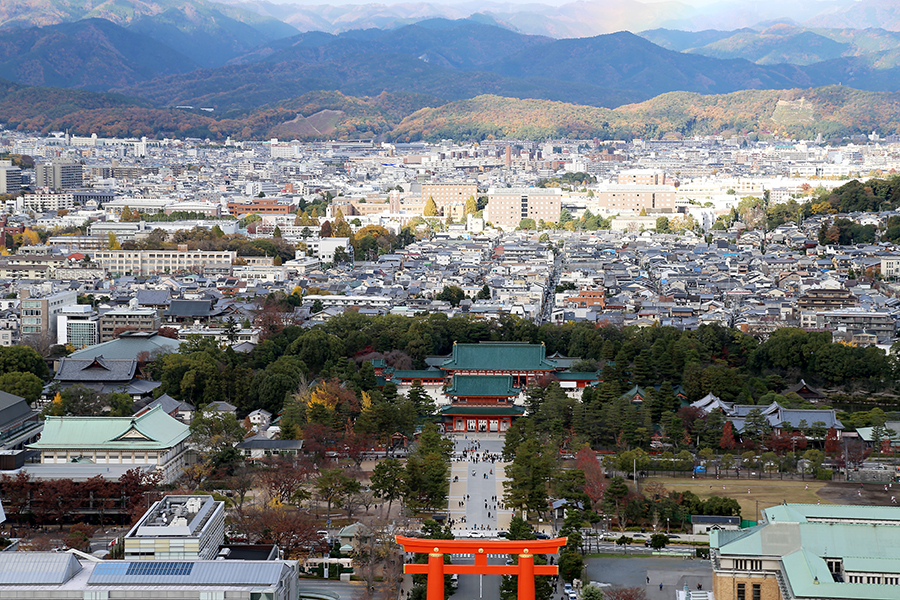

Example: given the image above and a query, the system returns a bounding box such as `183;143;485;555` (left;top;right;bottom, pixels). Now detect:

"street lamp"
667;518;670;535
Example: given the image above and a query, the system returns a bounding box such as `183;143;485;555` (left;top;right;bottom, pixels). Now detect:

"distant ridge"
2;80;899;143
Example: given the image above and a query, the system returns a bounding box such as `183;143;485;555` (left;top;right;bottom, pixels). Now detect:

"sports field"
639;476;830;521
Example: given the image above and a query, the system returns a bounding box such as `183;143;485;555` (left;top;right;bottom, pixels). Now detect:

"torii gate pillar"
397;535;567;600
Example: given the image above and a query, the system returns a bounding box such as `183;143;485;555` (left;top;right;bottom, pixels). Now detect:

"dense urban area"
1;128;900;600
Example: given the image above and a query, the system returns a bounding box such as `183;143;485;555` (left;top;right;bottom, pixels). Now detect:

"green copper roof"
391;370;446;380
620;385;647;401
554;372;601;381
29;405;190;451
441;343;556;372
713;504;900;600
439;405;525;416
445;375;520;398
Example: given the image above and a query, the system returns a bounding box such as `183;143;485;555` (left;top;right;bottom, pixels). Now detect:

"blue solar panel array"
126;562;194;576
92;561;194;581
89;560;283;585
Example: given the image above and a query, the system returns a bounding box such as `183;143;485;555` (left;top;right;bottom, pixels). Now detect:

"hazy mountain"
805;0;900;31
114;53;640;116
0;18;198;90
125;5;296;68
229;20;552;70
0;0;297;68
684;24;850;65
219;0;869;37
486;31;816;96
639;28;753;51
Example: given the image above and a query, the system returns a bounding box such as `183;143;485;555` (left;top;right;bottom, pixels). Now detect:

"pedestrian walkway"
449;437;513;535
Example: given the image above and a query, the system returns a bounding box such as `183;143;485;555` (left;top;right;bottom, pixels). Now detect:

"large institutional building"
28;405;191;483
484;188;562;230
0;553;299;600
711;503;900;600
92;250;236;277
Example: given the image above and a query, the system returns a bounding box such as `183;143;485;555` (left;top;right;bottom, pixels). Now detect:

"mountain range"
0;0;900;142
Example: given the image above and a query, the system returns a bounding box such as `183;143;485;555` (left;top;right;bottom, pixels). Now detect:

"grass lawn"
638;476;831;522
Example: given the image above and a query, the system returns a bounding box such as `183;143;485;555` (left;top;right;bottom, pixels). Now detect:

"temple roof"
441;342;556;371
445;375;520;398
439;405;526;416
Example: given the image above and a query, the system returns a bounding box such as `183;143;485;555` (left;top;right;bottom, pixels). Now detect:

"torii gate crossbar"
396;535;567;600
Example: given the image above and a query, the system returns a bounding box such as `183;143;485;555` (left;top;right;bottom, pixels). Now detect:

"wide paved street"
449;434;512;535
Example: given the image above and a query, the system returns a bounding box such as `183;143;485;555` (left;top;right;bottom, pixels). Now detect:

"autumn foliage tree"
720;421;736;450
575;447;606;511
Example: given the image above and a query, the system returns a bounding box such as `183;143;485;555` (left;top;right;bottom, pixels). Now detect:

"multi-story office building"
19;288;78;338
485;187;562;230
592;184;677;213
0;160;21;195
35;158;83;190
124;495;225;561
98;299;160;342
56;305;99;348
93;250;236;277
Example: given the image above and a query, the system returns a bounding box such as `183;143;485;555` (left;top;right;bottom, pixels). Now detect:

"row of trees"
0;469;160;528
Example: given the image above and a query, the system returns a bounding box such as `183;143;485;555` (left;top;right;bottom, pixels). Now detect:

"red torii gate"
396;536;568;600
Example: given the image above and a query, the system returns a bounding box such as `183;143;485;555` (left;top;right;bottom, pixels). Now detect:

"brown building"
227;198;292;217
593;184;677;213
563;288;606;309
797;288;858;311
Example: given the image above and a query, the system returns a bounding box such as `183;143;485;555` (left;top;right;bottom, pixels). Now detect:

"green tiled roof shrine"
439;405;525;416
445;375;520;398
29;405;190;451
441;342;557;372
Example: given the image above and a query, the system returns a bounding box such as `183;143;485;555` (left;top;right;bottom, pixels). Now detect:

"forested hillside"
389;87;900;142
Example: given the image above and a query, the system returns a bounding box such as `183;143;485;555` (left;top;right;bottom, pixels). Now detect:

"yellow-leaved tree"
423;196;438;217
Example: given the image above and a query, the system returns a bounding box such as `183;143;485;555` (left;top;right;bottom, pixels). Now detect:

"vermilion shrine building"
435;342;557;433
372;342;604;434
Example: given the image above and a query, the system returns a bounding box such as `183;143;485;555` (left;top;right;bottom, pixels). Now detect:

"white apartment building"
93;250;236;276
485;187;562;230
22;191;76;212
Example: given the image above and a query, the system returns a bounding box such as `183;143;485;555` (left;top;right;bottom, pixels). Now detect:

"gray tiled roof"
0;390;32;429
55;356;137;383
